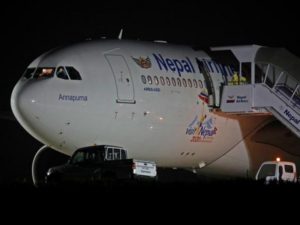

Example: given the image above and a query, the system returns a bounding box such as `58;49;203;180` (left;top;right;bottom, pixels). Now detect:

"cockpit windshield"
66;67;82;80
22;66;82;80
23;68;36;79
56;66;69;80
55;66;82;80
33;67;55;79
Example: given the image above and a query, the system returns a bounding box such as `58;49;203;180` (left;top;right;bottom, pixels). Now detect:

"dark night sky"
1;1;300;110
1;1;300;183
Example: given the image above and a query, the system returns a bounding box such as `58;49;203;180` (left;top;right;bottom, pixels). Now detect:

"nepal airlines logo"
132;56;152;69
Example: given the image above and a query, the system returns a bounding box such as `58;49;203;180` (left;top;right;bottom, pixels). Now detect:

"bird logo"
132;56;152;69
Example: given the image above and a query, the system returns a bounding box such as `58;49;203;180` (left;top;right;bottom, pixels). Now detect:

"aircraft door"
196;59;215;106
105;55;136;104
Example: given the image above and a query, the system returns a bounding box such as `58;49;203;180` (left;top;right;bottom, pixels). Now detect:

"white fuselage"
11;40;296;178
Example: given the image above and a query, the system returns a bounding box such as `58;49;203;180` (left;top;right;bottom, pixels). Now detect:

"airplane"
10;38;300;185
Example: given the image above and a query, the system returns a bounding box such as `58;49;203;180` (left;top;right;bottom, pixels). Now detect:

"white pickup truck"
255;160;298;184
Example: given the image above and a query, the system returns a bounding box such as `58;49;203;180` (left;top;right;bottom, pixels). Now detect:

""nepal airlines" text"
153;53;195;76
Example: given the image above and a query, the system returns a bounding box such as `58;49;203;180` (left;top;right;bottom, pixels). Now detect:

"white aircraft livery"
11;39;300;183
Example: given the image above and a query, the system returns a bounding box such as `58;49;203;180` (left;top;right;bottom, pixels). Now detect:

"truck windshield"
257;164;276;180
70;150;104;164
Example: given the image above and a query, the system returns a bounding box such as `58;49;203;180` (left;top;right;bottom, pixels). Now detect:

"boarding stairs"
211;46;300;138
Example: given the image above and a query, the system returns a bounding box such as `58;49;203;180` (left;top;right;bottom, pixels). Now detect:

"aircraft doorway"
105;55;136;104
196;59;215;106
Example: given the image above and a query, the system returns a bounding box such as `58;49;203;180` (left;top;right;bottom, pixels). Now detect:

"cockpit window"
33;67;55;79
66;67;82;80
56;66;69;80
24;66;81;81
23;68;36;79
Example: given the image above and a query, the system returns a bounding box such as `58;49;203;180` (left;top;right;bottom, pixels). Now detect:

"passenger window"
154;76;159;85
147;75;152;85
56;67;69;80
188;79;192;87
177;78;182;87
182;78;187;87
285;165;294;173
66;67;82;80
141;75;146;84
160;76;165;86
171;77;176;86
87;152;97;162
166;77;171;86
193;79;198;88
198;80;203;88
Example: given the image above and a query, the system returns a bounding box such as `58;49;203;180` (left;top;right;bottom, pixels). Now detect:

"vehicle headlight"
46;168;54;176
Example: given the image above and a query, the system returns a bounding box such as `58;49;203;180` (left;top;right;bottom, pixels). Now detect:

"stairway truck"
255;160;298;184
45;145;157;185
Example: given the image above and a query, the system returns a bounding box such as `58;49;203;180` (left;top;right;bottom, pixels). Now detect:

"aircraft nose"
11;80;45;137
